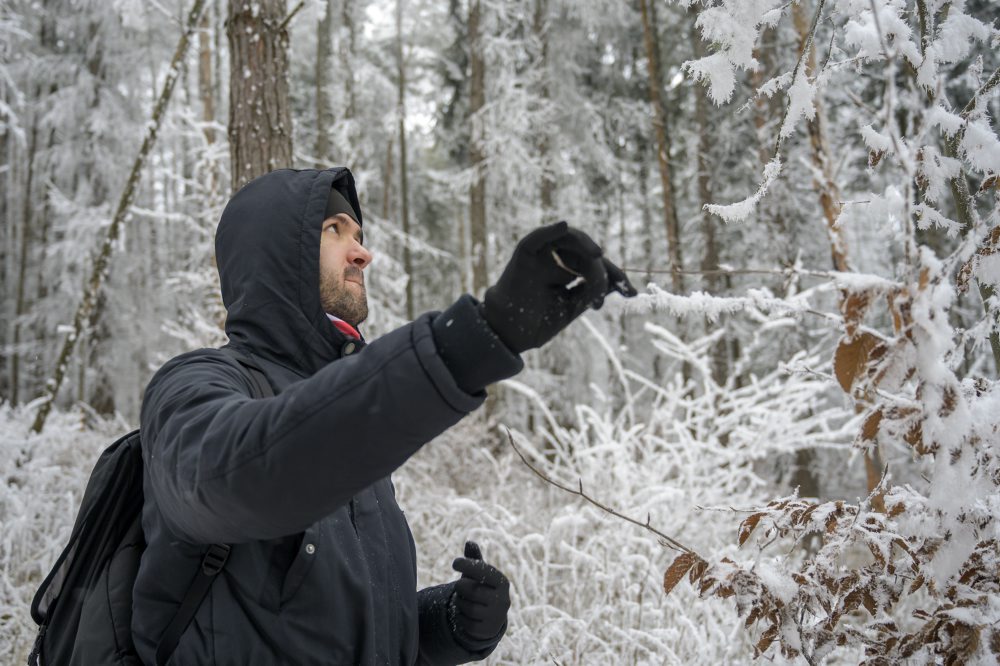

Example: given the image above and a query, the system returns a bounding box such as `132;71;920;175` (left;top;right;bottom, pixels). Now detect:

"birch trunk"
31;0;208;433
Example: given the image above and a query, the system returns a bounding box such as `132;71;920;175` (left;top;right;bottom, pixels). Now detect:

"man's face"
319;213;372;327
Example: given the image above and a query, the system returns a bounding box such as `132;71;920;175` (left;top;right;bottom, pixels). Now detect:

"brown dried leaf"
755;624;779;657
869;150;886;168
979;174;998;193
745;606;762;629
834;331;880;393
844;589;864;613
862;590;878;616
662;553;698;595
918;267;931;291
689;558;709;584
842;290;873;337
826;513;839;534
888;503;905;518
738;512;766;547
910;575;924;594
904;421;926;453
862;409;883;441
941;385;958;417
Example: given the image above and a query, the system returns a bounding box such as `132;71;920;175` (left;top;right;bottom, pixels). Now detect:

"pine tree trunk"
639;0;682;294
226;0;293;194
31;0;208;433
315;0;334;166
397;0;414;320
468;0;488;296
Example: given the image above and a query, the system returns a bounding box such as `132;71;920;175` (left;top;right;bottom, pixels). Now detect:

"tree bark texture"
533;0;555;220
397;0;414;320
468;0;488;295
31;0;208;433
792;1;846;273
639;0;683;294
315;0;334;166
11;117;39;406
226;0;293;194
340;0;357;120
689;17;728;387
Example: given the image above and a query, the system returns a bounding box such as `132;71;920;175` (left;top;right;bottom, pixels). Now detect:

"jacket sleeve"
416;582;505;665
140;303;522;544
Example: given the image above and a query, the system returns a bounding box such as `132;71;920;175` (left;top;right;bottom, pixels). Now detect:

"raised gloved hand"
482;221;637;353
449;541;510;645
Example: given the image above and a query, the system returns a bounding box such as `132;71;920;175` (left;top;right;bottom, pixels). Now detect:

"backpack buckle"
201;544;231;576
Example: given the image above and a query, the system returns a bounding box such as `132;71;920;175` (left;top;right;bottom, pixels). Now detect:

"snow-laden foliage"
0;404;126;663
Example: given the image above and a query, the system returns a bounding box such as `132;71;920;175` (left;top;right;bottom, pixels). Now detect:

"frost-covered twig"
505;429;693;554
773;0;826;157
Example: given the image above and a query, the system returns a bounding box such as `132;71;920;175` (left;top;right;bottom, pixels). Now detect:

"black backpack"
28;349;274;666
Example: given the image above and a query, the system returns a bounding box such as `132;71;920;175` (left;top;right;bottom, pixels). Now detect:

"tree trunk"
689;18;727;387
340;0;357;120
397;0;414;320
31;0;208;433
533;0;555;220
791;0;853;506
315;0;334;166
638;0;682;294
11;117;39;406
198;8;219;193
226;0;293;194
468;0;488;295
382;136;394;220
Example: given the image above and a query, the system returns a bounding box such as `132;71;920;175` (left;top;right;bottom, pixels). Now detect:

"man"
133;167;636;664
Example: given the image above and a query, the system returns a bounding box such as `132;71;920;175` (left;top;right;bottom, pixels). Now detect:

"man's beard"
320;266;369;327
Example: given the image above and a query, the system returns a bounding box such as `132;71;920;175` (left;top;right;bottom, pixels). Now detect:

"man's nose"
349;242;372;269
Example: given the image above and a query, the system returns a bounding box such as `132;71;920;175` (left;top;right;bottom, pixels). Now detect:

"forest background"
2;0;999;663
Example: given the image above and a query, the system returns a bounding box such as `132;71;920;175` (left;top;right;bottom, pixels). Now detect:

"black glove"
482;221;637;353
449;541;510;644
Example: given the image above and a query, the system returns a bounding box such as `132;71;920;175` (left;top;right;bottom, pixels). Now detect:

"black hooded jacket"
132;168;523;665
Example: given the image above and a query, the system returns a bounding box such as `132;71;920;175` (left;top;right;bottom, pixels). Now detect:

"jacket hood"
215;167;364;376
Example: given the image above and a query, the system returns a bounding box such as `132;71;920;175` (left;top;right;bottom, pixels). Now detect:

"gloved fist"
449;541;510;643
482;221;637;353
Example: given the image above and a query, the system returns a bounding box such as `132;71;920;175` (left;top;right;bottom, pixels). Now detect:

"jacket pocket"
279;526;318;607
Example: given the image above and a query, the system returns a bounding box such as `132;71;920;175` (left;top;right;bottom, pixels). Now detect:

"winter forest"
2;0;999;662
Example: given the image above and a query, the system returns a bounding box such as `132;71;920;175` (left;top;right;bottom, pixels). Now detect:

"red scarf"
327;315;360;340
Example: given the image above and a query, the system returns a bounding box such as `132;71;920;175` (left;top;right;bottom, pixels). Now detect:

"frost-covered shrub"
398;310;860;664
0;404;125;663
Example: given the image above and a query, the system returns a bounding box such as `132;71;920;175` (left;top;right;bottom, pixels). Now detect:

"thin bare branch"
505;429;694;553
277;0;305;32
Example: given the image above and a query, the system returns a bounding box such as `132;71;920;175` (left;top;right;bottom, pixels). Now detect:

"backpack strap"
154;544;231;666
153;348;274;665
220;347;275;399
